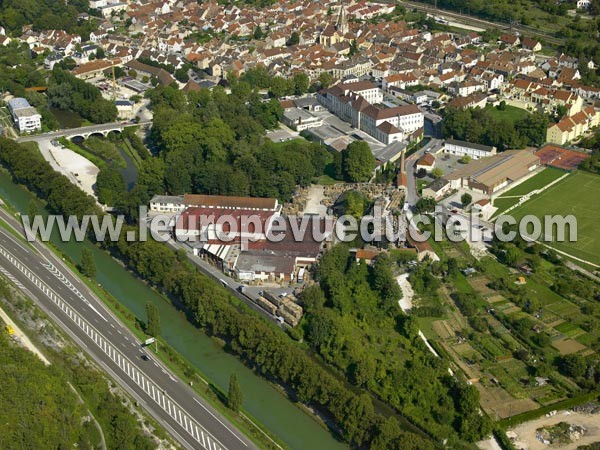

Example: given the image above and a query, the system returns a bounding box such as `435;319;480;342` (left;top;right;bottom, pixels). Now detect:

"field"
484;105;531;126
508;171;600;267
492;167;568;215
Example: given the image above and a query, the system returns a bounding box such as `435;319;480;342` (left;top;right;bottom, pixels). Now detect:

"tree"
416;168;427;178
96;165;125;206
227;373;243;412
344;190;368;219
292;72;309;95
252;26;264;40
504;246;522;267
174;68;189;83
459;155;471;164
79;248;96;278
559;354;588;378
95;47;105;59
145;302;161;337
431;167;444;179
349;39;359;56
342;141;375;182
461;193;472;208
319;71;334;89
415;197;436;213
554;104;568;122
287;31;300;46
27;199;38;220
269;76;291;98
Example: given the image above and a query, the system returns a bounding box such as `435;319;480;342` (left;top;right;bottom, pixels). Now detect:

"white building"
115;99;135;119
8;98;41;133
282;108;323;131
149;195;185;213
317;81;424;144
98;2;127;17
444;139;496;160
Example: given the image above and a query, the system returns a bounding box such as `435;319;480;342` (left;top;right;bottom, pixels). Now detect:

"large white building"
317;81;424;144
7;98;41;133
444;139;497;160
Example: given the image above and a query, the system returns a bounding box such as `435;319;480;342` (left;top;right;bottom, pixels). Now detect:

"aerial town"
0;0;600;450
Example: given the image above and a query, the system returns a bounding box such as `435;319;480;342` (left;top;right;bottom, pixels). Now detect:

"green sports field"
508;171;600;267
492;167;567;216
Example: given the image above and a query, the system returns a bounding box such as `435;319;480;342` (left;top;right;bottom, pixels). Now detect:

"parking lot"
433;152;463;177
266;126;299;143
309;109;385;153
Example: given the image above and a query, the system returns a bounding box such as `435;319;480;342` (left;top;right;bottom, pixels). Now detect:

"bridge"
15;120;151;143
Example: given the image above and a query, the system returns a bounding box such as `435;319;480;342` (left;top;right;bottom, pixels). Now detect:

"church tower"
336;0;349;35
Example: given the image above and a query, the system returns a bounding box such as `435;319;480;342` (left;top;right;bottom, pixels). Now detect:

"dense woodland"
47;68;118;124
0;282;157;450
0;0;96;37
100;81;376;215
303;245;492;445
0;332;94;449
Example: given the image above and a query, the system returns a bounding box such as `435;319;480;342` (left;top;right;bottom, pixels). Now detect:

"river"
0;170;348;450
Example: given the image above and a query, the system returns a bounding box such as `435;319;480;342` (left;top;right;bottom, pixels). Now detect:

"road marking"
0;244;227;450
194;398;248;447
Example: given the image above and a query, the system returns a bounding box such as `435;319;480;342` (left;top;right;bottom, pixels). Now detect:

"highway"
0;208;257;450
396;0;565;46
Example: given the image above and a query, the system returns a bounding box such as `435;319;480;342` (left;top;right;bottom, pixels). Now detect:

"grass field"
485;105;531;126
492;168;568;215
509;171;600;266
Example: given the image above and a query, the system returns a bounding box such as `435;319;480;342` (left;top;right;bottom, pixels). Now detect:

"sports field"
492;167;567;215
509;171;600;267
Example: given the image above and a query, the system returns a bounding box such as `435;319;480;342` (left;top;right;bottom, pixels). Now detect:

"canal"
0;170;348;450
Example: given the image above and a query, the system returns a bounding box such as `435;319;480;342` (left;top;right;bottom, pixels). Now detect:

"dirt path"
0;305;50;365
396;273;414;312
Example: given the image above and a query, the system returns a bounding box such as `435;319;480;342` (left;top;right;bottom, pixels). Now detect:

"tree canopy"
442;106;549;150
342;141;375;182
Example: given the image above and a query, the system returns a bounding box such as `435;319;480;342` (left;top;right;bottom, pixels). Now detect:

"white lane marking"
0;245;225;450
40;261;106;321
194;398;248;447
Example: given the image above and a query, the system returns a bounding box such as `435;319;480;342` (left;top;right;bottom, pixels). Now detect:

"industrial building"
445;150;540;196
7;98;41;133
444;139;497;160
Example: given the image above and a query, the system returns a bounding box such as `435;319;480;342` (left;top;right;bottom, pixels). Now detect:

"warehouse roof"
446;150;539;188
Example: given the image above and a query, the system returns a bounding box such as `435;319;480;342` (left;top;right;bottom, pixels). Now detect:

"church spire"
336;0;348;35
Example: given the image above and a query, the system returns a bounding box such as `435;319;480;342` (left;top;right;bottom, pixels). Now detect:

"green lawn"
492;168;569;216
484;105;531;126
508;171;600;266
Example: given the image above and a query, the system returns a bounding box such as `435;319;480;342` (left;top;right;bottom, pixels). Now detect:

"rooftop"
183;194;278;211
